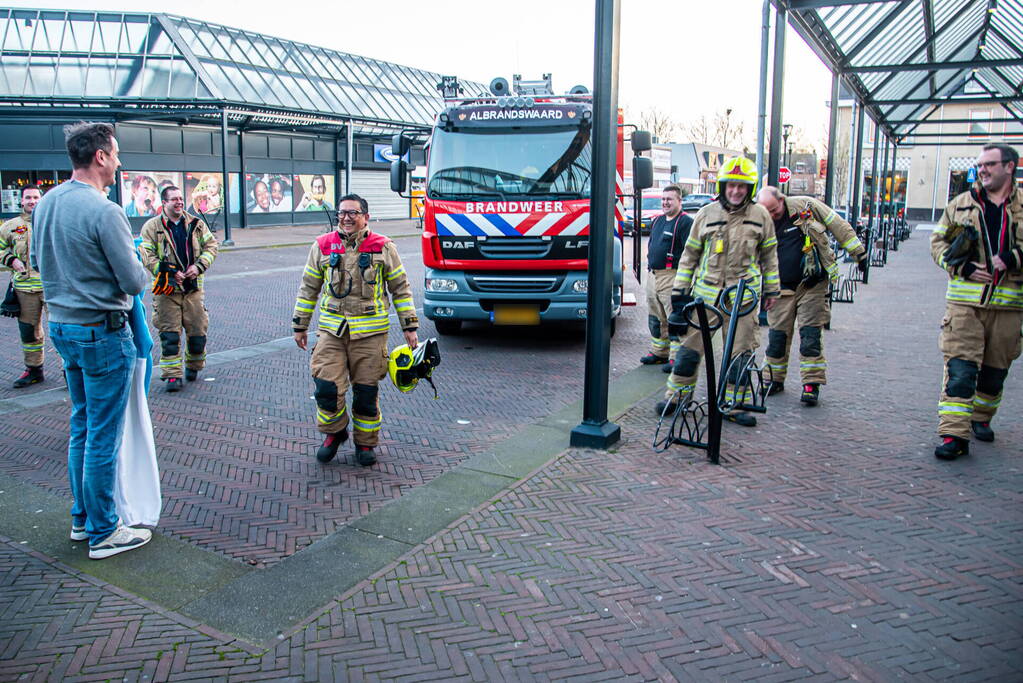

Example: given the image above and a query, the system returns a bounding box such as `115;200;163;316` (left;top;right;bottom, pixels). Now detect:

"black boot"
662;363;674;374
800;384;820;406
12;366;43;389
654;400;679;417
766;381;785;396
165;377;182;393
185;368;199;382
970;421;994;442
640;353;669;365
934;436;969;460
724;412;757;427
316;428;348;463
355;444;377;467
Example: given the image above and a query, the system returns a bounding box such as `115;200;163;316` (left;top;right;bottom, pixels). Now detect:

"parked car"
681;193;714;212
623;189;664;235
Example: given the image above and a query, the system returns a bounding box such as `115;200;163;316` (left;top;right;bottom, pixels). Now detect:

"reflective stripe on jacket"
784;195;865;283
0;213;43;292
138;213;219;291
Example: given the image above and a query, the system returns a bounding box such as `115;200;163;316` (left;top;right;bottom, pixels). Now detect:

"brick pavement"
2;227;1022;679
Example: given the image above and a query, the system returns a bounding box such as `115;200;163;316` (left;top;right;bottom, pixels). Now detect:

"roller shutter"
348;170;407;219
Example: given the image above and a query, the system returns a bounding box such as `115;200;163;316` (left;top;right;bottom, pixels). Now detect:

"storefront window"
1;170;60;213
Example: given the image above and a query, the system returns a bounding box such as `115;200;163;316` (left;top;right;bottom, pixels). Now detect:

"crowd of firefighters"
2;144;1021;464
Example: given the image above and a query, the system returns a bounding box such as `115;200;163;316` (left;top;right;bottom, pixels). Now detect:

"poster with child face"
121;171;182;217
245;173;291;213
184;172;224;215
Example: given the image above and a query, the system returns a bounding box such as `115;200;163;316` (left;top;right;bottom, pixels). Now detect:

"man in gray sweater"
31;122;154;560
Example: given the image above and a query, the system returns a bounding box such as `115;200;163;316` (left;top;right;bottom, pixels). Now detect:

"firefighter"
930;143;1023;460
756;186;866;405
640;184;694;371
656;157;780;427
293;194;419;467
0;186;46;387
138;185;219;392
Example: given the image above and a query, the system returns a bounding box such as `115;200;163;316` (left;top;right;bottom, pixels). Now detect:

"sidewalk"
215;218;422;251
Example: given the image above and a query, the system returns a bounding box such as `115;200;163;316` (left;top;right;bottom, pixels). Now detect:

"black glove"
941;225;978;269
667;291;693;337
857;258;868;274
0;282;19;318
152;262;180;295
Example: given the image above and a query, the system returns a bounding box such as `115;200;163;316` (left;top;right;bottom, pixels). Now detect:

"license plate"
492;304;540;325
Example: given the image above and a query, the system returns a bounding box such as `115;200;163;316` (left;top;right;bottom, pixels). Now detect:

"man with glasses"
640;185;693;371
138;185;219;392
292;194;419;467
930;143;1023;460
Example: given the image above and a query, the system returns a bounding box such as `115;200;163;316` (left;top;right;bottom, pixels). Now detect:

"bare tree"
636;107;678;143
684;114;712;145
713;109;746;150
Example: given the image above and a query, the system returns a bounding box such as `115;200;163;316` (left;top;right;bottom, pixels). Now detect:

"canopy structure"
779;0;1023;144
0;7;488;134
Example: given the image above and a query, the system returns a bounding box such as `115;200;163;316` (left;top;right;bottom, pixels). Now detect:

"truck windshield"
427;126;592;199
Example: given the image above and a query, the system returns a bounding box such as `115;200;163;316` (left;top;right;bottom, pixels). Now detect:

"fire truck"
390;74;651;335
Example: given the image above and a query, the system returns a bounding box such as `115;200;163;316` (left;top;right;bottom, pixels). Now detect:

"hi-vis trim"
435;211;592;238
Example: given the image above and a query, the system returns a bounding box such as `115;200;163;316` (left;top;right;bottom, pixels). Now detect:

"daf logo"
442;240;473;249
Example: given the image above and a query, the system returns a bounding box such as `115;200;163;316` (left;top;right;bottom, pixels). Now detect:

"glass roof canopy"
0;8;488;134
778;0;1023;144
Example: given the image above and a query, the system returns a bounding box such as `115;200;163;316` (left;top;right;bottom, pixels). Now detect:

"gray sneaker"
89;523;152;560
70;525;88;541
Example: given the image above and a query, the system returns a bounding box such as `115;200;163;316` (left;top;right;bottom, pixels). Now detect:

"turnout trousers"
664;308;760;409
765;281;830;386
152;290;209;379
937;303;1022;439
645;268;681;362
310;329;388;447
15;290;45;368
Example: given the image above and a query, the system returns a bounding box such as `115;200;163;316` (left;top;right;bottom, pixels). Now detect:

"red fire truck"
390;75;649;335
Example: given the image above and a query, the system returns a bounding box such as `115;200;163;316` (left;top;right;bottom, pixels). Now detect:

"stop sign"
778;166;792;184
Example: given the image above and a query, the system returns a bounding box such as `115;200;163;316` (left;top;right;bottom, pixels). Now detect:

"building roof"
0;7;488;133
778;0;1023;144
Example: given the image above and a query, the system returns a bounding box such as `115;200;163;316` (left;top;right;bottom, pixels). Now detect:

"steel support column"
851;105;866;282
756;0;771;183
571;0;621;449
345;119;354;195
879;134;890;258
767;4;787;186
220;109;234;246
237;127;247;229
824;71;840;207
867;125;880;234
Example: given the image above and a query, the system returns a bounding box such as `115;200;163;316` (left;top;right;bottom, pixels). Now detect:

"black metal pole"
237;127;247;230
767;5;786;186
824;72;840;206
867;124;880;249
880;135;890;258
571;0;621;449
851;105;866;283
220;109;234;246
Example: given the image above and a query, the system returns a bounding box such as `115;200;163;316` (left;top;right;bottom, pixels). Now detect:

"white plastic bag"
114;357;161;526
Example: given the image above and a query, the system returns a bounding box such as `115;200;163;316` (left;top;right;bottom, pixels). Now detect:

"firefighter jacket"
672;201;781;306
782;195;865;283
293;227;418;339
930;184;1023;310
0;212;42;292
138;213;219;291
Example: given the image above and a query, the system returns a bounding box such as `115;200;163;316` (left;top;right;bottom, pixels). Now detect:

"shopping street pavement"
0;223;1021;681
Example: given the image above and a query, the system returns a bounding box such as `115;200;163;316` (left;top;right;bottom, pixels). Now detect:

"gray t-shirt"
30;179;150;324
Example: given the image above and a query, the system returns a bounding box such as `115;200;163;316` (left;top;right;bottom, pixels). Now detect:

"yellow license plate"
493;304;540;325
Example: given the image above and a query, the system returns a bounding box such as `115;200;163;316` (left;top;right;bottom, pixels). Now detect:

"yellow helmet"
388;338;441;397
715;156;758;205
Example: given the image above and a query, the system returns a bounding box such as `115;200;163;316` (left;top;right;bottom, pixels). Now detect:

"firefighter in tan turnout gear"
656;157;780;427
930;143;1023;460
0;186;47;387
293;194;419;467
756;187;866;406
138;185;219;392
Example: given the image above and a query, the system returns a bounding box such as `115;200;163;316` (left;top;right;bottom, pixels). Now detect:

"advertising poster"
184;172;224;216
121;171;182;217
227;173;240;214
245;173;291;213
292;173;334;212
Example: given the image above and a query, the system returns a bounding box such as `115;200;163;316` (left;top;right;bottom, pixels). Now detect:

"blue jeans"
49;322;136;545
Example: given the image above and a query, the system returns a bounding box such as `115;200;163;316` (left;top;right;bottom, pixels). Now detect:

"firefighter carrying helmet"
715;156;758;207
389;337;441;397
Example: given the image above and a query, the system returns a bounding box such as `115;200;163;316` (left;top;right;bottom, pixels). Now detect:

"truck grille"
467;275;562;293
478;237;552;259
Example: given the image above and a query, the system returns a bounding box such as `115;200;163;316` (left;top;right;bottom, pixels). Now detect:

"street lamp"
782;123;793;168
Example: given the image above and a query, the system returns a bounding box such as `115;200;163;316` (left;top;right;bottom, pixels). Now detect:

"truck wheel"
434;319;462;335
610;316;617;338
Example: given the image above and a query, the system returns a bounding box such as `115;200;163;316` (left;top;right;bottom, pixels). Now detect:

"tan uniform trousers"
938;303;1022;439
310;329;389;447
665;308;760;409
152;290;209;379
765;281;830;386
15;290;45;368
645;268;681;361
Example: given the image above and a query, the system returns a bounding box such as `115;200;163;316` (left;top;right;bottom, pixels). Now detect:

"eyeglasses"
336;209;365;217
976;159;1009;170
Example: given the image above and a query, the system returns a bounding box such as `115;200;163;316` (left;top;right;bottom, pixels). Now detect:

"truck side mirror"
391;133;412;158
633;157;653;190
390;160;408;193
631;130;652;153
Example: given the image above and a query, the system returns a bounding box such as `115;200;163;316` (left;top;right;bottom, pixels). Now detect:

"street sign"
967;167;977;183
778;166;792;184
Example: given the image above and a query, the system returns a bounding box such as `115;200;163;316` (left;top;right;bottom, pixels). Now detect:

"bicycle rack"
653;280;767;465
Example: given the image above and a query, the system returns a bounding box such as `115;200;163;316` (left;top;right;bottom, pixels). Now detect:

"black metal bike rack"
653;280;768;465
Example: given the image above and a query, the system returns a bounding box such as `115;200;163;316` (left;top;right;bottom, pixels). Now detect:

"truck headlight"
425;278;458;292
572;279;588;293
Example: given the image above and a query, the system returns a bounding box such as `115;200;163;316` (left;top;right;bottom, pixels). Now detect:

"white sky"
8;0;834;150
